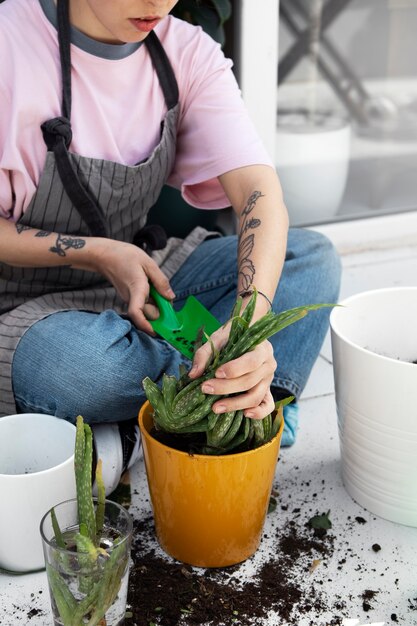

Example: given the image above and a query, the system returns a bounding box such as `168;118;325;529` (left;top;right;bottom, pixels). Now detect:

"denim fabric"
12;229;341;424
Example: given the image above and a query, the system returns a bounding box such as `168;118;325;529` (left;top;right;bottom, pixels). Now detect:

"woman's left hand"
188;323;277;420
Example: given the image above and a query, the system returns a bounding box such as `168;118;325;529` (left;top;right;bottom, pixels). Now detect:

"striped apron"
0;2;212;416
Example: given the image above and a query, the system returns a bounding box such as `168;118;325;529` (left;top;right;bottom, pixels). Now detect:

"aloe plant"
143;289;333;454
45;416;131;626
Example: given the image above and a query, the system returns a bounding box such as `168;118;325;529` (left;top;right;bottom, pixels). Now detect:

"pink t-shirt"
0;0;272;222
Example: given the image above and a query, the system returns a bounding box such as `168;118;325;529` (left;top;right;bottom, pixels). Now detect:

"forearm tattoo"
50;234;86;256
238;191;264;290
15;224;32;234
15;224;86;257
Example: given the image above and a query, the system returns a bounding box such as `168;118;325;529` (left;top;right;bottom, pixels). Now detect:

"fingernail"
245;411;254;418
216;369;226;378
215;404;226;413
202;384;214;393
168;289;176;298
188;366;197;376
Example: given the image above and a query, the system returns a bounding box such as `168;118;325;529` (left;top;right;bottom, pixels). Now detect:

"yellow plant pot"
138;401;284;568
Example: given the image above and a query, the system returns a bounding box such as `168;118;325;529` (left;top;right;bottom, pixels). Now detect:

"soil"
126;515;345;626
150;427;252;456
150;428;208;454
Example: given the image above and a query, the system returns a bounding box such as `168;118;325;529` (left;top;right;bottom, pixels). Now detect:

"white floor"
1;233;417;626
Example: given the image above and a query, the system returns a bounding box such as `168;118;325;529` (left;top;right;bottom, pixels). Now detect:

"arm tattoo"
15;224;51;237
50;234;86;257
15;224;31;234
15;224;85;258
238;191;264;290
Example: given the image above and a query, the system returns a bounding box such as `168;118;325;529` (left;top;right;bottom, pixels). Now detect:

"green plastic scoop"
149;284;221;360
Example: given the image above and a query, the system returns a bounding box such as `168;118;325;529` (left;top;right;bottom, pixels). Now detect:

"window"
277;0;417;226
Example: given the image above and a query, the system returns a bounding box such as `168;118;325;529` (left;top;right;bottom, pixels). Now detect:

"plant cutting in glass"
42;416;131;626
143;289;332;455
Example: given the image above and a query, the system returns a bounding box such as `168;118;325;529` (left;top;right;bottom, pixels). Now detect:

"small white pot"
330;288;417;527
0;414;76;572
276;112;351;225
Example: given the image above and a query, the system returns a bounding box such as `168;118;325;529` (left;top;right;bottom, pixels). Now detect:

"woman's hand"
90;239;174;334
188;321;277;420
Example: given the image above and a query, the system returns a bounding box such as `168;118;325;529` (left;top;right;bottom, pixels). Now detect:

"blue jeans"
12;229;341;423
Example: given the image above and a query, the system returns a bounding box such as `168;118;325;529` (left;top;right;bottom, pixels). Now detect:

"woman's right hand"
90;239;175;334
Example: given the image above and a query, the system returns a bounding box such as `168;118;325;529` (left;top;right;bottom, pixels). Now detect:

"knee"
288;229;342;299
14;310;149;424
66;324;151;423
74;369;142;424
309;230;341;287
317;232;342;299
59;349;146;424
66;315;180;423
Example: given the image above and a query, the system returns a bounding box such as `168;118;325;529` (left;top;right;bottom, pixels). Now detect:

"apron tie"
134;224;168;253
41;116;72;150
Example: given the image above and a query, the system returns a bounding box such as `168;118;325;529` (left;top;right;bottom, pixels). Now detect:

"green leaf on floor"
267;496;278;514
307;510;332;530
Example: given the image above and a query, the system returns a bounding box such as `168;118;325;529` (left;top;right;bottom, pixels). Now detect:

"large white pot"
276;112;351;225
330;288;417;527
0;414;76;571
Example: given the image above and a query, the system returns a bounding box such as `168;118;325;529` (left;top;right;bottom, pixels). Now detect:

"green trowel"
149;284;221;360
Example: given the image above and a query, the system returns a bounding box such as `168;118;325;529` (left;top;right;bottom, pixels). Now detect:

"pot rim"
0;414;76;478
330;286;417;368
138;401;284;461
39;497;133;552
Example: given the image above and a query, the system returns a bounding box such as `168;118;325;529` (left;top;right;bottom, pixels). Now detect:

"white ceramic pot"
275;112;351;225
330;288;417;527
0;414;76;572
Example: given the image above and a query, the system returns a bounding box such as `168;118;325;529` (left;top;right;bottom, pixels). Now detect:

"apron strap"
144;31;179;110
56;0;72;121
40;0;179;240
40;121;110;238
40;0;110;238
41;124;111;237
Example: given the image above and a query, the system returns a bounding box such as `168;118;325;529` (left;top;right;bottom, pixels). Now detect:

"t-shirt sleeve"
0;80;15;220
0;76;36;221
166;24;273;209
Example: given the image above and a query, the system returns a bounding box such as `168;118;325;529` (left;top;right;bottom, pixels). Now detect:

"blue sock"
281;403;299;447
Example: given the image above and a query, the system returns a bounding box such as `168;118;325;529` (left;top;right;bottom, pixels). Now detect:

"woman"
0;0;341;493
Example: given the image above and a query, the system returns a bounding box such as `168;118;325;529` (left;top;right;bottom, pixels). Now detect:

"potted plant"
40;416;133;626
139;290;331;567
276;0;351;225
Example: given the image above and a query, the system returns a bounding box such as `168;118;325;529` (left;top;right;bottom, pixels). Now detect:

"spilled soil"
126;513;343;626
